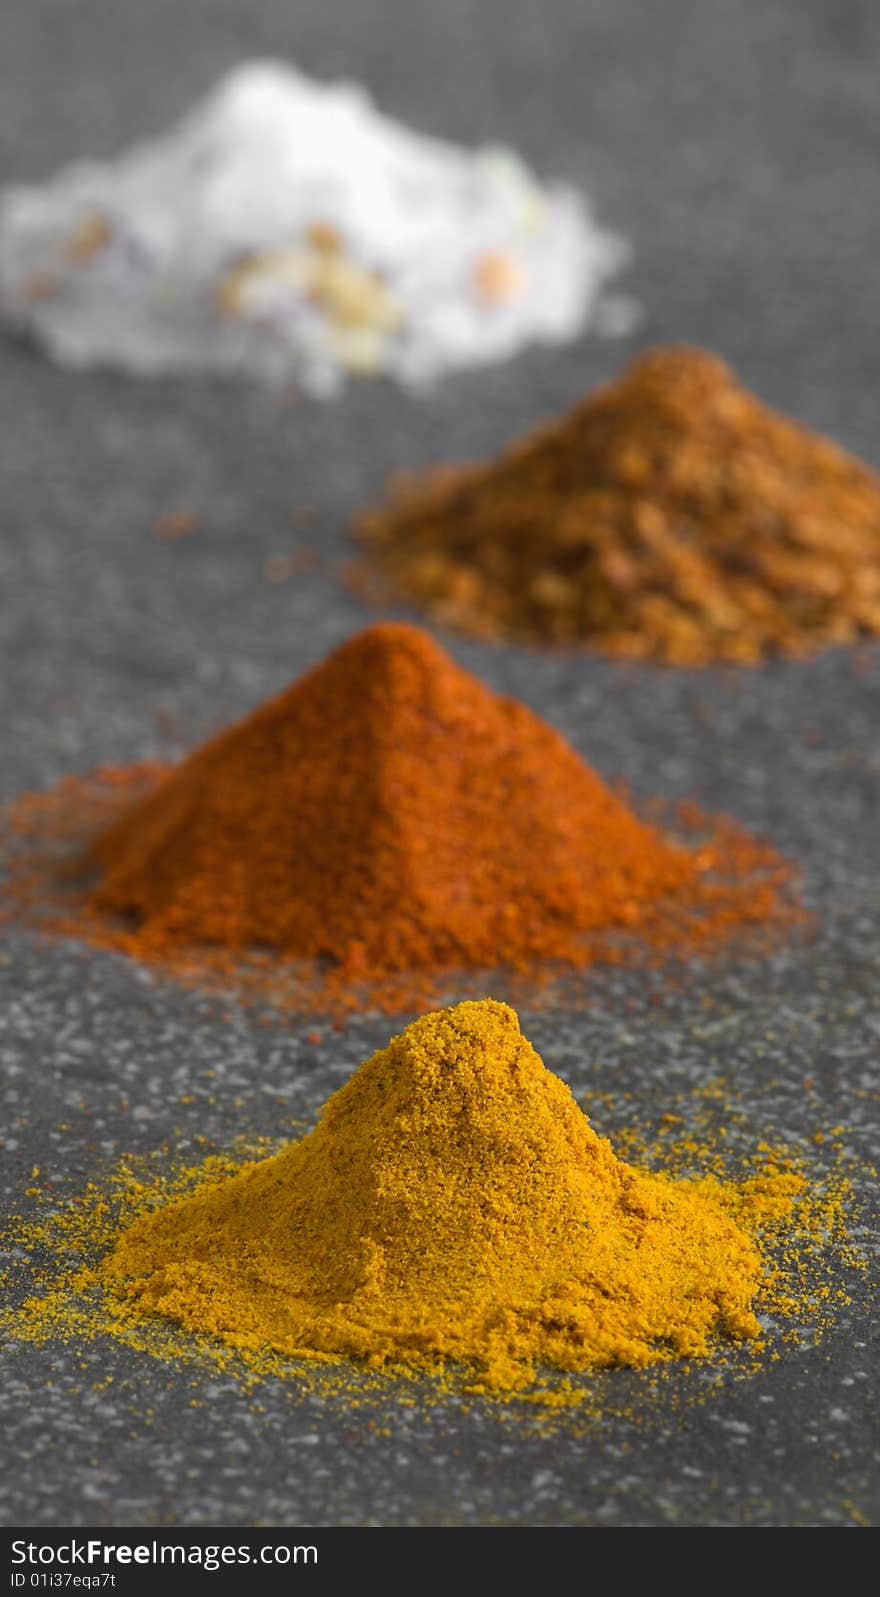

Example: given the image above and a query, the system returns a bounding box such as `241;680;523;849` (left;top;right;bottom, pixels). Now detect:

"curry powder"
99;1000;801;1391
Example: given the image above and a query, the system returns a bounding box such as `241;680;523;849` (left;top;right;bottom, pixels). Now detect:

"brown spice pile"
353;346;880;665
2;624;796;1014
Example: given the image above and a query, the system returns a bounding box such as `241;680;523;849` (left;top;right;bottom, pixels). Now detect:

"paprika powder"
4;623;795;1012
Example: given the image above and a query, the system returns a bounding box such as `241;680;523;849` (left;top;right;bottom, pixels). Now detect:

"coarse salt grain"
0;60;633;394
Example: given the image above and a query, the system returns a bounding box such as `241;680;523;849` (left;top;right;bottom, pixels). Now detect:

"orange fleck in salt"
64;212;112;266
473;251;525;304
307;220;343;253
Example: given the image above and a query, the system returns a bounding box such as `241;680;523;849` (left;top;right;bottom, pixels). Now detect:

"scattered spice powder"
353;346;880;664
262;547;319;584
3;1000;858;1401
1;624;796;1013
152;510;200;541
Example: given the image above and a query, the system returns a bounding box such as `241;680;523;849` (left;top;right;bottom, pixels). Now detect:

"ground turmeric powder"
353;346;880;664
97;1000;800;1391
2;623;794;1014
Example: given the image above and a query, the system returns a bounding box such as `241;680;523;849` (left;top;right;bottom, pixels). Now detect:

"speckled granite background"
1;0;878;1528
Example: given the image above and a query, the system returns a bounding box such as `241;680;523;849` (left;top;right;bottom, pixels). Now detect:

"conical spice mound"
84;622;787;982
355;346;880;663
104;1000;770;1390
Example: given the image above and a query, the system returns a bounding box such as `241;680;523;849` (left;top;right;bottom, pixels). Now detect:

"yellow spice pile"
98;999;799;1391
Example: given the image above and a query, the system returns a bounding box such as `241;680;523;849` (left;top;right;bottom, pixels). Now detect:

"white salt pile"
0;61;635;395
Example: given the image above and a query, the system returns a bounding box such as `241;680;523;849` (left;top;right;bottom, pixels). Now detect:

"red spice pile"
2;624;796;1013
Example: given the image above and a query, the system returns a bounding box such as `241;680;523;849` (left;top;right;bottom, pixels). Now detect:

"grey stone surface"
0;0;878;1528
